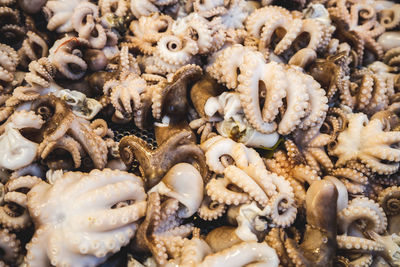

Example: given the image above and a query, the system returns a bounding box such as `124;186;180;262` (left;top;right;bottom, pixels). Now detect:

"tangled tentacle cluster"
0;0;399;266
246;5;333;63
208;45;328;135
26;169;147;267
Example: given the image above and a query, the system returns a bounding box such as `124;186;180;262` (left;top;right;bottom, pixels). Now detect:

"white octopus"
25;169;147;267
0;111;44;170
330;112;400;175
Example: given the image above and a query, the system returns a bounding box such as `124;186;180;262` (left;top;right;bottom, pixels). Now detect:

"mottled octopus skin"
34;95;108;170
133;192;193;266
25;169;147;267
285;180;338;267
119;129;207;189
152;64;203;121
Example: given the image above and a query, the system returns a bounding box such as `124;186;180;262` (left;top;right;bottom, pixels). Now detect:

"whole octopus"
0;0;399;267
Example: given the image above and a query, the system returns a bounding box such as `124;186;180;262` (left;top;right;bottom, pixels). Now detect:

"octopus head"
0;111;44;170
285;180;338;267
149;163;204;218
160;65;202;122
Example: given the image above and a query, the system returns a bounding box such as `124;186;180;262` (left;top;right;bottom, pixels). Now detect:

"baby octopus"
1;0;400;266
25;169;147;267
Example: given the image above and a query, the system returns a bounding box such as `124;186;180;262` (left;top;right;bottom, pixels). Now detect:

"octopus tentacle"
40;135;83;169
0;228;21;265
26;169;146;266
206;176;249;206
18;31;48;68
120;130;207;188
237;53;281;134
337;235;384;252
378;186;400;216
198;195;226;220
199;241;279;267
268;192;297;228
0;175;41;231
331;112;400;175
152;64;202;121
35;95;108;170
49;36;89;80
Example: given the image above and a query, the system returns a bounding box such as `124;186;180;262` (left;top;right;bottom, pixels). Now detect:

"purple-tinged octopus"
25;169;147;267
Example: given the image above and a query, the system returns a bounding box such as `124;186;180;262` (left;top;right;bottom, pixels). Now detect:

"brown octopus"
33;95;108;170
266;179;338;267
119;122;207;188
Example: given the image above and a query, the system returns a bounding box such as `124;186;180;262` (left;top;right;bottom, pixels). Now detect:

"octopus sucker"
0;0;399;266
